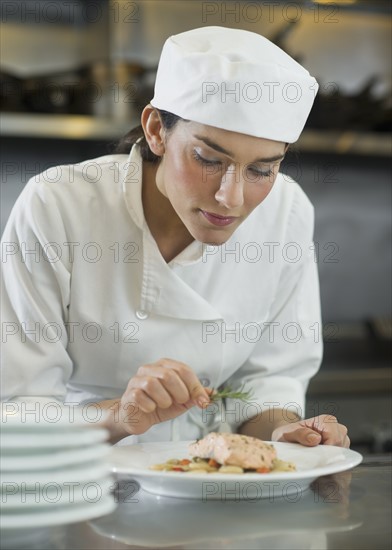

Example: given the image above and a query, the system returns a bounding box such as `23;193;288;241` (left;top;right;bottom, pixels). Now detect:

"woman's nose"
214;165;244;210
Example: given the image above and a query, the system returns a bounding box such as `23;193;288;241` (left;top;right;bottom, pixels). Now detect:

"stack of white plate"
0;402;116;530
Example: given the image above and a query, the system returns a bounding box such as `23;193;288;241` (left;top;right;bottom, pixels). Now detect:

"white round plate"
1;427;108;449
0;476;114;510
0;494;116;529
0;443;110;471
0;403;108;431
109;441;363;500
1;460;111;487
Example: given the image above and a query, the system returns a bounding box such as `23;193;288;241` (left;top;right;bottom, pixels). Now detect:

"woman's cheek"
247;180;274;208
259;171;279;199
172;161;206;197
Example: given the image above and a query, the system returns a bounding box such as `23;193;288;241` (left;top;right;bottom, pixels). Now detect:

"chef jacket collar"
122;144;204;266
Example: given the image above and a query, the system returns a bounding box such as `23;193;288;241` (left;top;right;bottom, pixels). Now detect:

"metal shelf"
0;113;136;141
295;129;392;157
1;112;391;156
307;367;392;395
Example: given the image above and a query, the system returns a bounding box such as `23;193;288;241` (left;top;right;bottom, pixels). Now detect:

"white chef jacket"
1;143;322;442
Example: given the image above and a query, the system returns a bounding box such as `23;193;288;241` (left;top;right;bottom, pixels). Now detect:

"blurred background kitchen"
1;0;391;453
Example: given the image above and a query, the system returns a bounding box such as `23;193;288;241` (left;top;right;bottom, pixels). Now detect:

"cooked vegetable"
149;455;295;474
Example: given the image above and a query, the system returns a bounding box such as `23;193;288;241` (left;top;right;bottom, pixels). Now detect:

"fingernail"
197;396;210;408
307;433;320;443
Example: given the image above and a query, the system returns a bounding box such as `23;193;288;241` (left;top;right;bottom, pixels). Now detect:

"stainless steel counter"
1;455;390;550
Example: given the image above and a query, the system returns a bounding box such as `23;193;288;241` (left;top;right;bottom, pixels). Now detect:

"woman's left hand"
271;414;350;448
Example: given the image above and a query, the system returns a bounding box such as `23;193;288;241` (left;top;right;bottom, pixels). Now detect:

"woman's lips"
200;210;238;227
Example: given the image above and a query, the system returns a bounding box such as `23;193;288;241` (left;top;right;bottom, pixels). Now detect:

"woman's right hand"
112;358;211;437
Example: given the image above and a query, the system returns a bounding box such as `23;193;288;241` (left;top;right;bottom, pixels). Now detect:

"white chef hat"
150;26;318;143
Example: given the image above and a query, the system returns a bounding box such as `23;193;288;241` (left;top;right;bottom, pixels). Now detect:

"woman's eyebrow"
194;135;286;163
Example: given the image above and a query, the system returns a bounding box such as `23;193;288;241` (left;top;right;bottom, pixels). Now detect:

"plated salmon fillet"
188;432;277;470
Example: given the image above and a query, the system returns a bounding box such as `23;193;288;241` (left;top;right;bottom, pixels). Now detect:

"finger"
282;427;322;446
135;365;190;404
125;389;157;414
322;432;350;447
129;375;174;409
319;424;348;446
301;415;338;433
156;359;210;408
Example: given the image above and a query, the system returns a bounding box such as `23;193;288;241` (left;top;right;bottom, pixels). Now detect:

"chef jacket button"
199;377;211;387
136;310;149;320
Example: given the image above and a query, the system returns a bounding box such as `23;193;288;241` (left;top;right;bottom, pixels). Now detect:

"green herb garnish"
211;384;254;403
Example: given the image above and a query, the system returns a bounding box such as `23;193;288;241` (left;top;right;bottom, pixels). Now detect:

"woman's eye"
193;150;274;179
192;150;222;166
248;166;273;178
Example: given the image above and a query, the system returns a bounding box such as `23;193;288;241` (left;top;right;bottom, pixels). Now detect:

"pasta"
149;456;296;474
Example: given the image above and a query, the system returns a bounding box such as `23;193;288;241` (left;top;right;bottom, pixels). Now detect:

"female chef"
1;27;349;447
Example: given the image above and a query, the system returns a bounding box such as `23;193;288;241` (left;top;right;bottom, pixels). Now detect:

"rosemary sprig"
210;384;254;403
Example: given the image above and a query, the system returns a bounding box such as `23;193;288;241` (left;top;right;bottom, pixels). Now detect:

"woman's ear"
141;105;165;156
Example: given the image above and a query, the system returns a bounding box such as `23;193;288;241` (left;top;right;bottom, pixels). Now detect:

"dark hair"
111;109;184;162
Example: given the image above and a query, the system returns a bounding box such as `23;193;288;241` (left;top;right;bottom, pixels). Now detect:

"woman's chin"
198;232;234;247
186;216;240;247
